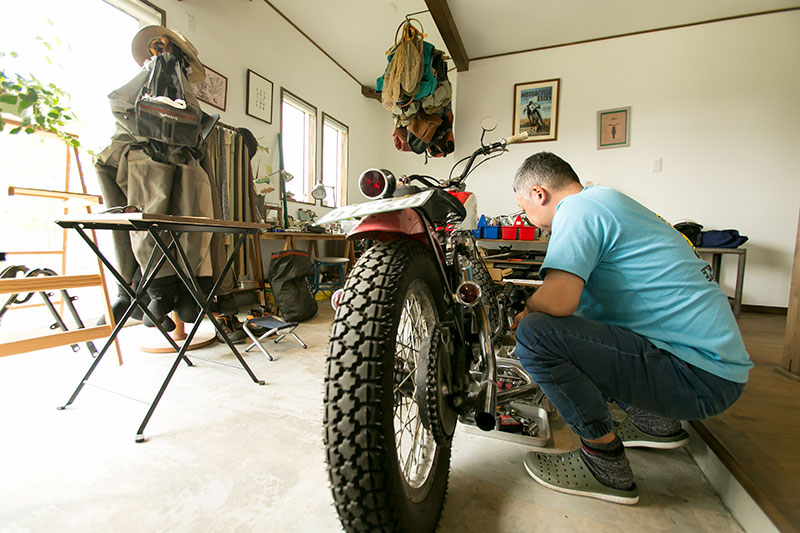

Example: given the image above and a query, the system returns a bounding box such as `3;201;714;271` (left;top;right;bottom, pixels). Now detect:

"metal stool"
243;316;307;361
312;257;349;295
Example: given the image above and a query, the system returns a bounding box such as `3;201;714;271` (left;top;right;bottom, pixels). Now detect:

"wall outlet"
651;157;663;173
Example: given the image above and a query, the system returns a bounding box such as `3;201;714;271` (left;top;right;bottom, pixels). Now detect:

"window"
280;88;316;203
321;113;348;208
102;0;164;26
0;0;166;323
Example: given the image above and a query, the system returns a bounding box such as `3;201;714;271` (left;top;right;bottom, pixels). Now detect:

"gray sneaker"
523;449;639;505
616;418;690;449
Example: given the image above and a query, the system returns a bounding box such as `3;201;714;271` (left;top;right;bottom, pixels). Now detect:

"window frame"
320;112;349;208
280;87;317;205
102;0;165;25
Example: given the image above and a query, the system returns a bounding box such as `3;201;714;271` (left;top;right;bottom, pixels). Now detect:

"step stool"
243;315;307;361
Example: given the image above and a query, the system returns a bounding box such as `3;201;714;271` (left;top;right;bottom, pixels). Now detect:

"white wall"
453;12;800;307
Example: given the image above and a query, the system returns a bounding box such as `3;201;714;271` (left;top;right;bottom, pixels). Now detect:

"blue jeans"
514;312;745;440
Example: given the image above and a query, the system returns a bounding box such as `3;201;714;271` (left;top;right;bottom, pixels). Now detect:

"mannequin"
95;26;216;331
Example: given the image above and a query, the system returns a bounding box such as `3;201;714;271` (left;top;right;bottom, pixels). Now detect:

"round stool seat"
315;257;350;264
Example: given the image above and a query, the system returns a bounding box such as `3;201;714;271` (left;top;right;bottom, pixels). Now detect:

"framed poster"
597;106;631;149
246;69;274;124
513;78;560;142
192;64;227;111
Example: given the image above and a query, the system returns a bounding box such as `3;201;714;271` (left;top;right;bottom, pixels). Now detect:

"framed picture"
597;106;631;149
192;64;227;111
513;78;560;142
246;69;274;124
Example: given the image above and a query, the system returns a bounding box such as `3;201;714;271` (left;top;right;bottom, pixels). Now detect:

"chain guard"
415;324;458;445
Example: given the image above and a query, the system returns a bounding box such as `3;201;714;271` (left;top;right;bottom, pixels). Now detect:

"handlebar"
503;132;529;145
453;131;529;185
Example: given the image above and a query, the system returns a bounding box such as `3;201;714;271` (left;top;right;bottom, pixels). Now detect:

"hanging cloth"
380;19;426;110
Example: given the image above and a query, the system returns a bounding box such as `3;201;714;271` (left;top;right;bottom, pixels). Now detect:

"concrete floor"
0;303;744;532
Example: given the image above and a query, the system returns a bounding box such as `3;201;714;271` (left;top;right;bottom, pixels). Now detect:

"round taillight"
358;169;395;199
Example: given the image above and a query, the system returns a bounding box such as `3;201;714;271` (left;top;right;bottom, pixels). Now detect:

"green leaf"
10;51;18;58
18;90;37;102
45;56;52;65
70;138;80;147
43;42;52;51
35;115;45;126
0;94;18;104
47;110;59;118
9;126;21;134
25;127;35;134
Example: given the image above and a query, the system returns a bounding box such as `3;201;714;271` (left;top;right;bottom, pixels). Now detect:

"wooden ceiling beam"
423;0;469;72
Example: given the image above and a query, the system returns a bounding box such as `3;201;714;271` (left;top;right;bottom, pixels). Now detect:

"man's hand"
511;309;528;330
511;269;585;329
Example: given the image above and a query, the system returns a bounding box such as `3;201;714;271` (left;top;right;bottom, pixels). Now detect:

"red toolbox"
501;224;518;240
515;215;537;240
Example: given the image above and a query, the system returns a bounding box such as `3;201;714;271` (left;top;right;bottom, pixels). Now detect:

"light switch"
651;157;663;173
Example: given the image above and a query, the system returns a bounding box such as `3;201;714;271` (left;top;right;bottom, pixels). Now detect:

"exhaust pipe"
474;380;497;430
473;302;497;430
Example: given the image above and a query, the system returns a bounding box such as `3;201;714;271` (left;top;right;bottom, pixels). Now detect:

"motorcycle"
317;120;550;532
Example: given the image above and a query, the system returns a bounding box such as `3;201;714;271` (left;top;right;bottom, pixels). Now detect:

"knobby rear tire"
324;239;450;532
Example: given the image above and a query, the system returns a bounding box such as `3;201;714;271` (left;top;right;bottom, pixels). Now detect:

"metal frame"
243;318;307;361
56;215;266;442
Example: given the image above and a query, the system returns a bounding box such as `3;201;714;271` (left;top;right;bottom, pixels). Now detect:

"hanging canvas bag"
381;19;426;110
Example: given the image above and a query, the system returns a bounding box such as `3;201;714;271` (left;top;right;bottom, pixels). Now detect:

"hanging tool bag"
268;250;318;322
135;53;203;147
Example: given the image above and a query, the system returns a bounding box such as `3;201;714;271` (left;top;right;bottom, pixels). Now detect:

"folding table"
55;213;267;442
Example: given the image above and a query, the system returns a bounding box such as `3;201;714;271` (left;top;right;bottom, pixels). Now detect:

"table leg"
148;228;265;385
711;253;722;284
58;229;190;411
734;250;746;318
344;240;356;272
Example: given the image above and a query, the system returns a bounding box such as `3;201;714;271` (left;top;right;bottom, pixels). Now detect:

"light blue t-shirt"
540;186;752;383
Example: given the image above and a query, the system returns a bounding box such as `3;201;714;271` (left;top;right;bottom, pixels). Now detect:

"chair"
312;257;349;295
243;315;307;361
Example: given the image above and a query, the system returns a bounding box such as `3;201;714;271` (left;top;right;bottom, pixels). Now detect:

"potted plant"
0;50;79;147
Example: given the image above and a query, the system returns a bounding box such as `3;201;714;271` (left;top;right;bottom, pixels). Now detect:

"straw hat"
131;25;205;83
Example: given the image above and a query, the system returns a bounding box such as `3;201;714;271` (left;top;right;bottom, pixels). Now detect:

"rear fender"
348;209;444;261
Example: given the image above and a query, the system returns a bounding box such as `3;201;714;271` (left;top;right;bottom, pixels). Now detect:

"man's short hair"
513;152;581;193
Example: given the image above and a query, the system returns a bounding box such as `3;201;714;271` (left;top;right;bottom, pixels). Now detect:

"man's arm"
512;269;585;328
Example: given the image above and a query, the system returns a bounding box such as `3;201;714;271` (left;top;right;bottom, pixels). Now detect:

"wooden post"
782;209;800;376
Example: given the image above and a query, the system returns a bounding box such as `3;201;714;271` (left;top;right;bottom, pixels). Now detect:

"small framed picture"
192;64;228;111
513;78;560;142
597;107;631;149
246;69;274;124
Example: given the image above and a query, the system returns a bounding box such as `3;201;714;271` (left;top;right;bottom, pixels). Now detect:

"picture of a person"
525;100;544;132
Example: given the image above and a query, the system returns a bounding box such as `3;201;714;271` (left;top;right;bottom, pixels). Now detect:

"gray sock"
625;406;683;437
579;436;634;490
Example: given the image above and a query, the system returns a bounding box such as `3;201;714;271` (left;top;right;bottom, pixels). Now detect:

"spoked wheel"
325;240;450;532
